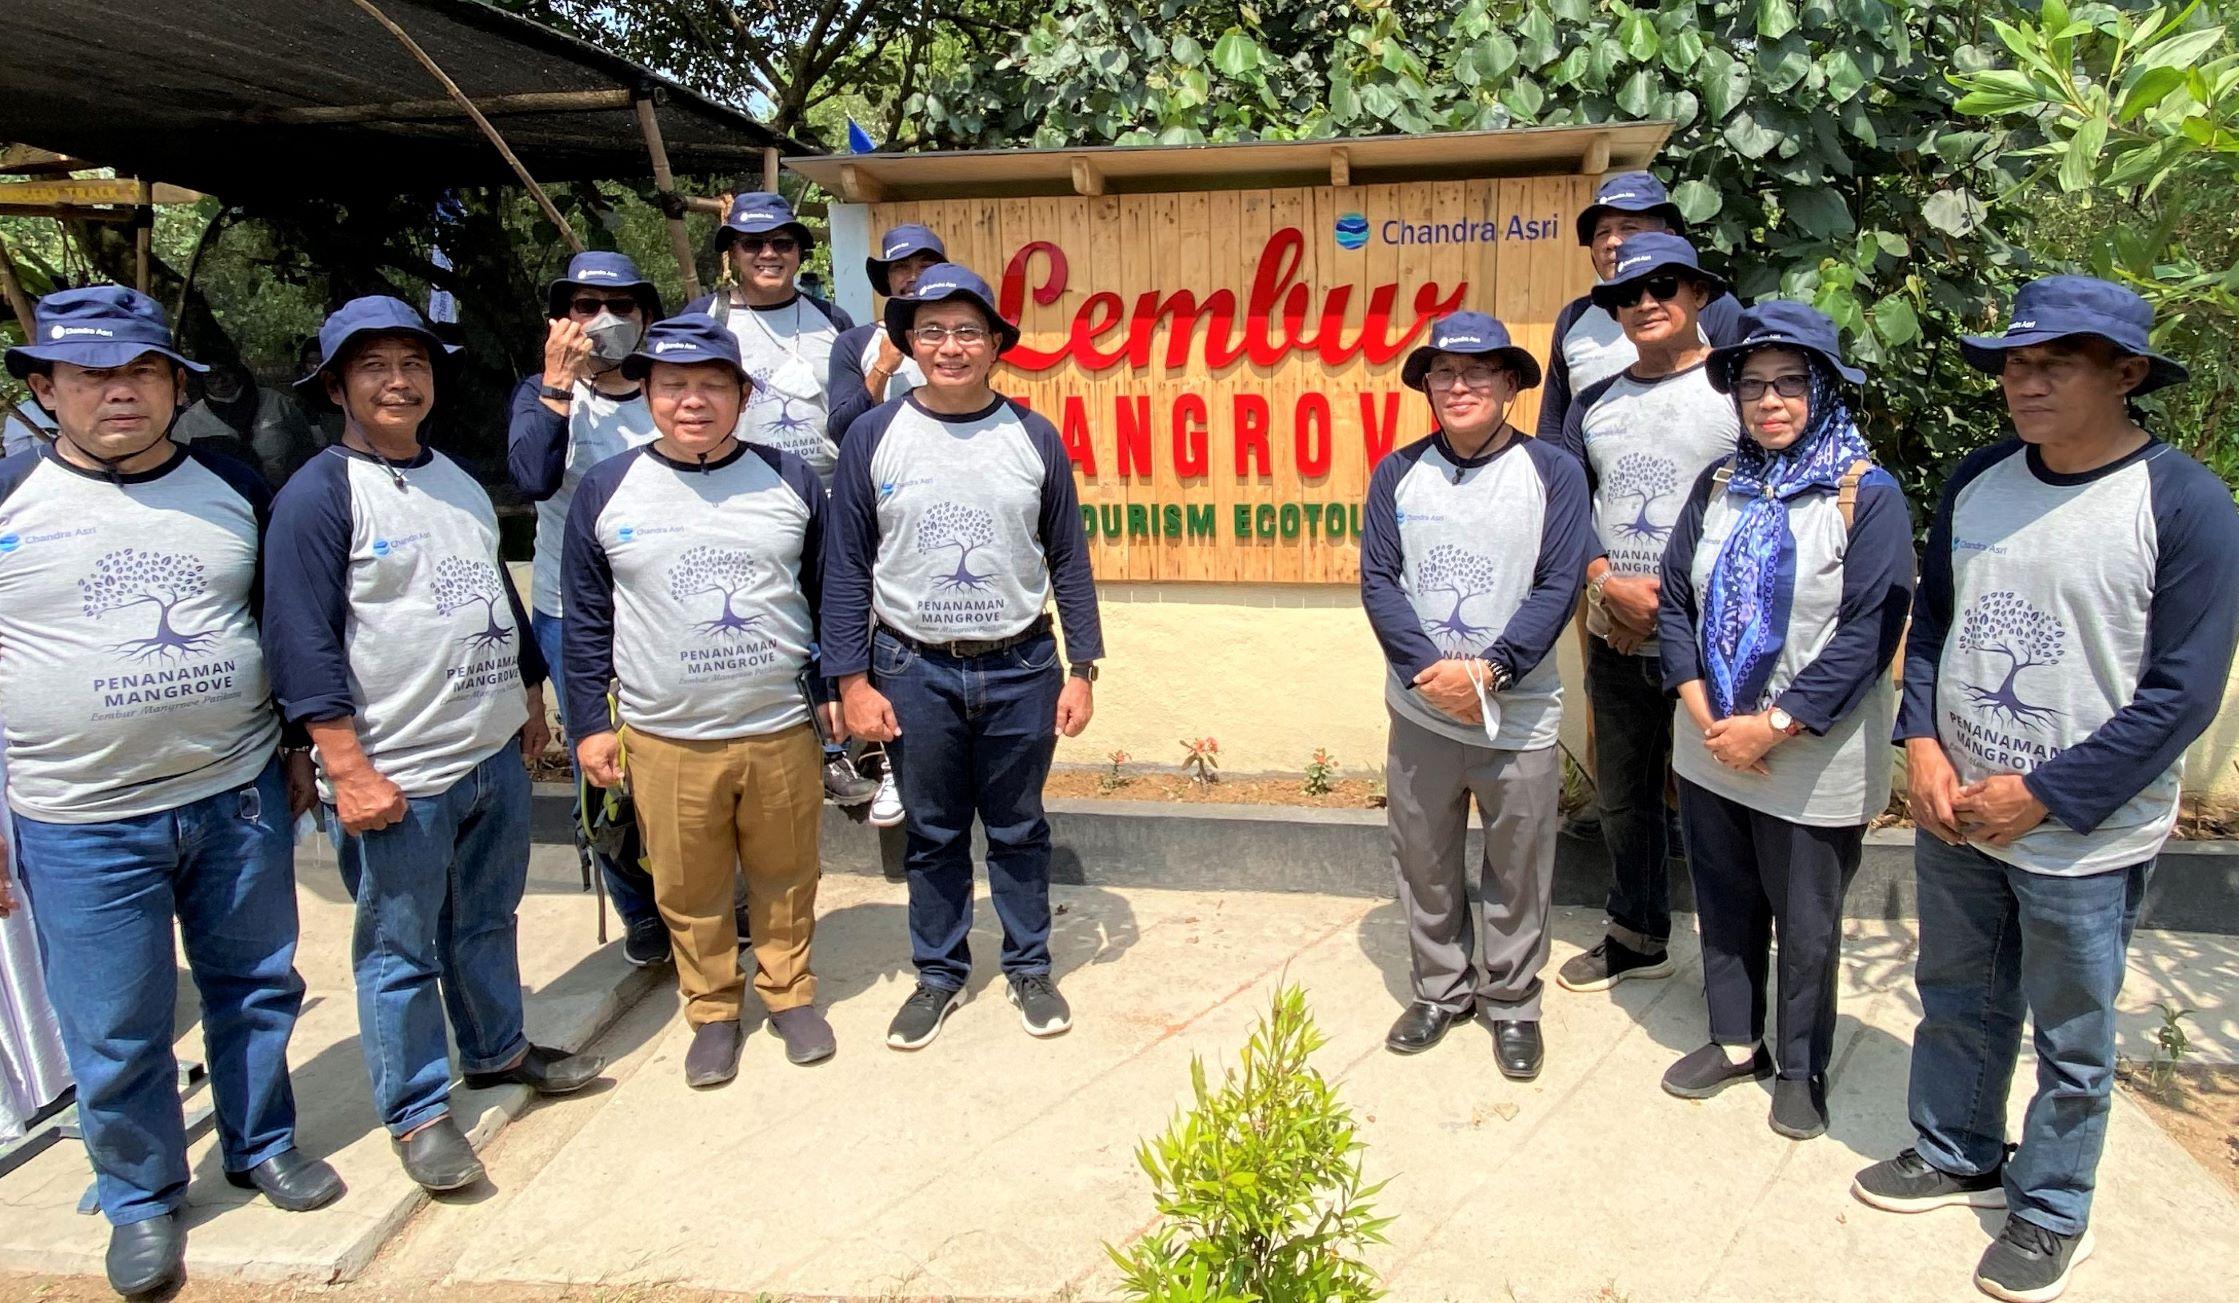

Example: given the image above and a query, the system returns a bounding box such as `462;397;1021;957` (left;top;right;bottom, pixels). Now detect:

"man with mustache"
265;297;603;1196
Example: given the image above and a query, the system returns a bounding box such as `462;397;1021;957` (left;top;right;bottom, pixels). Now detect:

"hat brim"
1959;329;2190;395
292;326;461;402
545;278;664;320
1575;200;1688;246
714;220;815;253
866;244;945;298
619;353;749;384
5;340;208;380
1589;261;1730;311
1401;343;1543;392
1708;336;1864;392
884;287;1023;356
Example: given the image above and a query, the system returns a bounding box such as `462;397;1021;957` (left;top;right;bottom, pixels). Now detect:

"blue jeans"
875;627;1063;990
1586;638;1674;948
331;741;532;1136
12;755;303;1225
1907;835;2149;1236
533;610;658;931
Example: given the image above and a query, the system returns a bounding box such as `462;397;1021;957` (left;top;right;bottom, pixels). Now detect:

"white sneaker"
869;767;904;827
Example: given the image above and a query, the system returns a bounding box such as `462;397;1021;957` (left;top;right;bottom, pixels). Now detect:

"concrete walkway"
4;868;2235;1301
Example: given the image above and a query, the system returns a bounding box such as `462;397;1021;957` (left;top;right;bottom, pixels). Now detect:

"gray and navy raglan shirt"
1361;431;1592;751
825;323;924;447
1659;463;1915;826
0;443;282;823
685;291;855;484
264;445;545;801
821;393;1103;677
1901;437;2239;875
1534;293;1742;443
1557;360;1743;657
506;375;659;618
561;442;825;742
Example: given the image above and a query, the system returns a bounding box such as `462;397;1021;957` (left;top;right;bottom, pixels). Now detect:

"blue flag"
847;117;878;154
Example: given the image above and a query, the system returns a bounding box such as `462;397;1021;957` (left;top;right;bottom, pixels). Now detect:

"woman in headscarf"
1653;301;1915;1139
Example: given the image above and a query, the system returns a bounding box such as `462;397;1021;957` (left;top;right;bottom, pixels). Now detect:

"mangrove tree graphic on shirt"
79;548;217;661
1414;543;1501;654
746;369;817;447
1956;589;2066;728
917;502;998;592
668;546;767;641
1606;453;1680;542
433;557;515;651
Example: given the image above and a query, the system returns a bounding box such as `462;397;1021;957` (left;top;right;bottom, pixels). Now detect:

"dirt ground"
2120;1062;2239;1201
6;1285;790;1302
1044;768;1387;808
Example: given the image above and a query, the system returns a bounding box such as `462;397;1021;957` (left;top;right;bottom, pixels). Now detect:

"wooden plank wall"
869;176;1595;584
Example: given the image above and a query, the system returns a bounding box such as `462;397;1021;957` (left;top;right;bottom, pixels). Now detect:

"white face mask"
761;352;822;401
585;311;643;366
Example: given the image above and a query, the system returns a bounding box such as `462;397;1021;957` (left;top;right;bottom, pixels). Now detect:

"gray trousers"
1385;710;1562;1020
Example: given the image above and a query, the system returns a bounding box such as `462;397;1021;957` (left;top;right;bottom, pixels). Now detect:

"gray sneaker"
886;982;964;1050
1008;972;1072;1037
769;1005;836;1065
1976;1216;2094;1303
684;1020;743;1088
1851;1147;2010;1213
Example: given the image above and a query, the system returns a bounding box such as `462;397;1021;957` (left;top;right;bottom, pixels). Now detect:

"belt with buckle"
883;612;1053;660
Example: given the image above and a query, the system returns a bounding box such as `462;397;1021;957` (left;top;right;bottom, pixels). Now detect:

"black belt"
881;613;1052;660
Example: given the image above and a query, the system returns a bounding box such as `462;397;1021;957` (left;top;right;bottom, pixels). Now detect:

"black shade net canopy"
0;0;800;200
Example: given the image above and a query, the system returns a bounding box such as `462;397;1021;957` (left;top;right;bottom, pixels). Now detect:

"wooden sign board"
867;175;1596;584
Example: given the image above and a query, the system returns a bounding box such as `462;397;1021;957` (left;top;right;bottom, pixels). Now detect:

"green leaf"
1662;29;1706;75
1619;13;1661;61
1921;188;1987;236
1759;37;1812;94
2133;25;2229;74
1329;76;1359;122
1723;108;1784;159
1551;0;1593;20
1502;73;1547;120
2117;65;2187;122
1171;34;1204;67
1701;49;1753;119
1210;29;1263;76
1824;49;1867;102
1477;32;1520;82
1518;6;1560;69
1786;186;1855;238
1759;0;1799;41
2058;113;2109;192
1617;68;1657;116
1873;293;1921;345
1671;178;1724;222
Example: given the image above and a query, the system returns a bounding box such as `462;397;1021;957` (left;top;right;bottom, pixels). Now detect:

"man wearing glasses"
822;264;1103;1052
687;193;857;488
507;251;668;968
1552;233;1742;996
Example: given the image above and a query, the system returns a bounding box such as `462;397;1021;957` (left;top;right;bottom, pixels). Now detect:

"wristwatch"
538;383;574;404
1070;662;1100;682
1768;707;1805;737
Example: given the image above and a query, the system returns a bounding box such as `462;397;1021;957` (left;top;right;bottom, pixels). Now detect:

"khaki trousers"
624;723;820;1025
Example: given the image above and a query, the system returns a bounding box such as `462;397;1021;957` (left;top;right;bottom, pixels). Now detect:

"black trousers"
1586;638;1673;947
1677;778;1863;1080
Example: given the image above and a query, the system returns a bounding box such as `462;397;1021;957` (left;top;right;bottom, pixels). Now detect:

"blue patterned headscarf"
1699;356;1874;719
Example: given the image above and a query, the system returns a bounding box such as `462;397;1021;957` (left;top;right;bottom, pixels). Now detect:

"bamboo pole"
632;91;702;303
0;234;37;337
342;0;585;254
260;87;635;126
133;178;152;294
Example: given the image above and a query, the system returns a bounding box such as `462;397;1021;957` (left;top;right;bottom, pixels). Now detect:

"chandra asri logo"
1334;213;1370;251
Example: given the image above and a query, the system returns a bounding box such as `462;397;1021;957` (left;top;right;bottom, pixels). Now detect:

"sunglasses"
568;297;641;316
1423;364;1508;390
1608;274;1689;309
735;234;799;255
1733;374;1811;401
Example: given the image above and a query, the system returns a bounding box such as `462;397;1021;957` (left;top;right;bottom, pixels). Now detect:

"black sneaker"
1555;936;1674;992
886;982;964;1050
1976;1216;2094;1303
823;753;878;805
1661;1042;1773;1099
623;914;671;968
1008;972;1072;1037
1768;1075;1829;1140
1851;1147;2010;1214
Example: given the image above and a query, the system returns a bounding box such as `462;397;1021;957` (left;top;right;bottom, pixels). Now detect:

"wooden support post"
1329;146;1351;188
1069;156;1106;197
633;91;702;303
0;234;37;337
0;145;89;176
258;88;636;126
837;163;886;203
762;147;782;194
133;178;153;294
344;0;584;254
1579;132;1612;176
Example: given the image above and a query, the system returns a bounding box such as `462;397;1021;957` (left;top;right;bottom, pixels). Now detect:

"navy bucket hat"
883;263;1022;355
715;192;814;253
620;315;748;383
296;296;460;396
546;251;662;319
1960;274;2188;395
1575;171;1687;246
867;223;947;297
1401;311;1543;391
1589;232;1730;311
1708;300;1864;393
5;286;208;380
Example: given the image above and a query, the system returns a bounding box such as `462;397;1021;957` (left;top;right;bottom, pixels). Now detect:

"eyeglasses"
910;324;992;347
735;235;799;255
1423;365;1507;390
1733;374;1811;401
1608;274;1687;309
568;297;641;316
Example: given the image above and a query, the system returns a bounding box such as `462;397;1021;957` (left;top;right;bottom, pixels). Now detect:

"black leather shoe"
106;1211;185;1299
393;1115;485;1192
1385;1000;1470;1054
224;1147;345;1212
1493;1019;1544;1080
462;1043;605;1096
